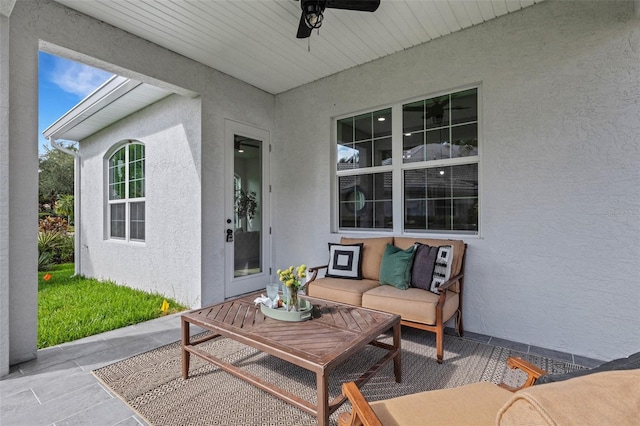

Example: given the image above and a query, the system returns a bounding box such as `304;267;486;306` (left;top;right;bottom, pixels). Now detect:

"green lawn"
38;263;188;348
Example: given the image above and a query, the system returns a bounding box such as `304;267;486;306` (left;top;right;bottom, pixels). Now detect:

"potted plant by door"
235;189;257;231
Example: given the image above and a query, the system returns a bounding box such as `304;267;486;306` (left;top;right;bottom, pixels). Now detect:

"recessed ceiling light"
377;117;386;121
405;133;412;136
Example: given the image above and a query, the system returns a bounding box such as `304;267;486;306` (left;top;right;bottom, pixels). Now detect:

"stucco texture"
273;0;640;361
2;0;639;370
3;0;274;366
79;94;203;308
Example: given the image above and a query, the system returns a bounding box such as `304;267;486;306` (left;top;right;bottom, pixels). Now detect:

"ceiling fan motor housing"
302;0;326;29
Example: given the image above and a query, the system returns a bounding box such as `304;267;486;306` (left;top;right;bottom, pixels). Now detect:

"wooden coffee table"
181;293;401;426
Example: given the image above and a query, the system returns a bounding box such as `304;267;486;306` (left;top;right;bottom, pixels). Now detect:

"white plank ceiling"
55;0;543;95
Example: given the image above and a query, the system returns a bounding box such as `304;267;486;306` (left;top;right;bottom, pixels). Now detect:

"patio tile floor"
1;315;602;426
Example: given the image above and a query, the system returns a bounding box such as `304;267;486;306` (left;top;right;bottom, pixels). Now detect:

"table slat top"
182;294;400;366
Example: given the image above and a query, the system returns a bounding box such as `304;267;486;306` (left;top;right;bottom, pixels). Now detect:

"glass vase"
289;288;300;312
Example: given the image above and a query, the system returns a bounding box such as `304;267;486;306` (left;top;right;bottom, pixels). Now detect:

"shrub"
39;216;69;233
38;231;74;270
38;232;61;271
58;233;75;263
38;251;54;271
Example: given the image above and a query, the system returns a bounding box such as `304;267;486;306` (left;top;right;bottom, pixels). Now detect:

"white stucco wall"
3;0;274;368
5;1;39;366
0;11;11;377
78;94;202;307
273;0;640;361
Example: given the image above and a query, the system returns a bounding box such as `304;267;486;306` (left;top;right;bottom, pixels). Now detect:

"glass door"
225;120;270;298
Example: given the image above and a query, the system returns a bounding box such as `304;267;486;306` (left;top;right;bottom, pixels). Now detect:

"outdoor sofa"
307;236;466;363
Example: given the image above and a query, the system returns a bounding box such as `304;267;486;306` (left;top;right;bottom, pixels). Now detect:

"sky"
38;51;114;155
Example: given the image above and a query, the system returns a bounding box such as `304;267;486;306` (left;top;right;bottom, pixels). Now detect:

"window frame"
106;140;146;243
332;85;481;236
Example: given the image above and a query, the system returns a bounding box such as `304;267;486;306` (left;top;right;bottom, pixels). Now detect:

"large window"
337;108;392;229
336;88;478;234
108;141;145;241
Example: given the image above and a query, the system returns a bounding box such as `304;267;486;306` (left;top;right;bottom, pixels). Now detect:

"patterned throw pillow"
379;243;416;290
410;243;439;290
430;245;454;294
326;243;363;280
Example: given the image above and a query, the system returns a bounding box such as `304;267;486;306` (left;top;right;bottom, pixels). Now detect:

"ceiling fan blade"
296;13;313;38
325;0;380;12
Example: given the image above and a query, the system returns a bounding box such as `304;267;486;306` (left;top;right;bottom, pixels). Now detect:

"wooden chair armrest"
497;356;548;392
436;272;464;293
338;382;383;426
434;273;464;319
307;265;328;283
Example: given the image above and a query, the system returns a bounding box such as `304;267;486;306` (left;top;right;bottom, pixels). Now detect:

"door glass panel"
233;136;262;277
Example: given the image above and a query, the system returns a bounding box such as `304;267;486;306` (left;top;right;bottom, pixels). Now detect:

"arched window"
108;141;145;241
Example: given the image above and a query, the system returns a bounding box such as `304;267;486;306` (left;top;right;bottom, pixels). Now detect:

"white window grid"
334;86;480;235
107;141;145;242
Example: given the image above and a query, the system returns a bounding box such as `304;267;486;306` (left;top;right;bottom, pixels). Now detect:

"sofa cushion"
326;243;363;279
307;277;379;306
497;370;640;425
535;351;640;385
379;243;416;290
395;237;466;293
341;236;393;281
371;381;511;426
362;285;459;325
410;244;439;290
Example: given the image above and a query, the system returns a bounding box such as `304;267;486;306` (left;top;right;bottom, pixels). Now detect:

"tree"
39;144;75;212
55;194;74;224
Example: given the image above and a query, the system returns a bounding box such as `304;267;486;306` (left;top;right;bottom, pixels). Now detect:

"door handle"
226;228;233;242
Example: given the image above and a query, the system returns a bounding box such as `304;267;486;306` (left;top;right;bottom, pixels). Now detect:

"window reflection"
337;144;357;162
337;87;479;234
233;137;262;277
337;108;392;169
404;164;478;232
402;88;478;164
339;172;392;229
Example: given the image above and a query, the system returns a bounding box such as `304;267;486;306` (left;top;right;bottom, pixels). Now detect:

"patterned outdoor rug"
93;327;584;425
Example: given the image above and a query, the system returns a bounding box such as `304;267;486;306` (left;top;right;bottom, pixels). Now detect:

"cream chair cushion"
370;381;511;426
340;237;393;281
497;369;640;425
362;286;458;325
307;277;380;306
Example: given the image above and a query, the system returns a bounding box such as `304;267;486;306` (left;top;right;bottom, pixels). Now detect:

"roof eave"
42;75;141;141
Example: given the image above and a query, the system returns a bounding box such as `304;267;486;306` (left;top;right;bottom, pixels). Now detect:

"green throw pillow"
379;243;416;290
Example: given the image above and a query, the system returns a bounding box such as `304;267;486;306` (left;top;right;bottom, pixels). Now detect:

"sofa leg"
455;309;464;337
436;330;444;364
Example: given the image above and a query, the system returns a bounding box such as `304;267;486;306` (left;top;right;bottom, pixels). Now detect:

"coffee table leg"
393;321;402;383
317;371;329;426
181;317;190;379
